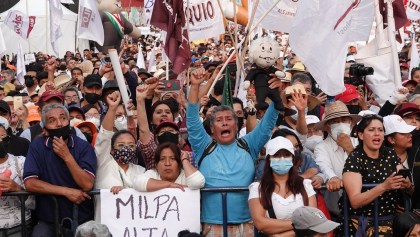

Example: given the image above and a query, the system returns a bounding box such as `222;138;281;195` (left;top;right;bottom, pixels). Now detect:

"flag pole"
46;0;48;54
386;0;402;87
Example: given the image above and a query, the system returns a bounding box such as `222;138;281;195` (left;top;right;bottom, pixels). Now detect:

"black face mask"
237;117;244;132
84;93;101;104
25;76;35;87
346;105;360;115
59;64;67;71
0;140;9;158
45;125;71;140
83;132;93;144
157;131;179;144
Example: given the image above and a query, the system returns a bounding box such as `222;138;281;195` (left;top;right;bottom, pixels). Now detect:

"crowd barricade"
1;184;393;237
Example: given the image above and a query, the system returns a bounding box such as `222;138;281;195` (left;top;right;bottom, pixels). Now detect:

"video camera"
346;63;374;86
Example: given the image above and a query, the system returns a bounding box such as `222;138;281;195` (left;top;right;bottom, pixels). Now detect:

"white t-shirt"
248;179;315;220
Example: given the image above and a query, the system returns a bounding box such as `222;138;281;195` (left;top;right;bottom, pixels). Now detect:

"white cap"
0;116;9;130
305;115;320;125
383;115;416;136
266;136;295;156
358;110;376;117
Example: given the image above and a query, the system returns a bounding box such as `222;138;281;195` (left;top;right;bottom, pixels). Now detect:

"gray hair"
41;103;69;126
1;70;15;78
75;221;112;237
209;105;238;128
291;73;312;87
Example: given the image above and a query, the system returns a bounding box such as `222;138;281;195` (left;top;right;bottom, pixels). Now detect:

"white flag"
289;0;374;96
77;0;104;46
49;0;63;56
406;0;420;20
254;0;299;33
409;36;419;79
16;44;26;86
147;47;156;72
4;10;36;39
137;46;146;69
0;30;6;56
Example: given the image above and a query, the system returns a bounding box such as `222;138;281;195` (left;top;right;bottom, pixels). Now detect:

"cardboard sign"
24;53;36;65
101;188;200;237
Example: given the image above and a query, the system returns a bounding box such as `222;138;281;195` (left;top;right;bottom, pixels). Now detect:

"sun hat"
286;62;306;73
292;206;340;233
266;136;295;156
335;84;359;103
383;115;416;135
314;101;362;130
281;84;320;111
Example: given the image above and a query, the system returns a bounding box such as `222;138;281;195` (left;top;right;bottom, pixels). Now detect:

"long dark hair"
259;129;304;209
355;114;384;150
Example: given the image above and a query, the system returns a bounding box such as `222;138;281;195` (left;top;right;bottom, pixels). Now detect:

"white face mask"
290;106;308;121
86;117;100;128
330;122;351;140
305;135;323;151
69;118;82;127
114;116;127;131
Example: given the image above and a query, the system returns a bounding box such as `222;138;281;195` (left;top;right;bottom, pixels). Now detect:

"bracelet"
182;158;190;163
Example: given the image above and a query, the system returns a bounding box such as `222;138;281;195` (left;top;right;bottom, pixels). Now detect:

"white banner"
0;30;5;56
254;0;299;33
143;0;155;26
407;0;420;20
49;0;64;56
100;188;200;237
77;0;104;46
4;10;36;39
16;43;26;86
184;0;225;41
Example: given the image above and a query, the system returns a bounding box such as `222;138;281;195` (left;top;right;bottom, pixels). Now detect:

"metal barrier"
1;184;396;237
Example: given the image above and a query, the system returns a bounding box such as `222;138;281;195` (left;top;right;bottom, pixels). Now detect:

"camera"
349;63;374;77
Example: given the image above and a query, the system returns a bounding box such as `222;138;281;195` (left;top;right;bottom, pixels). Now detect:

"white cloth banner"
16;43;26;86
0;30;6;56
77;0;104;46
289;0;374;96
407;0;420;20
184;0;225;41
101;188;200;237
137;46;146;69
143;0;155;26
4;10;36;39
254;0;299;33
49;0;63;56
409;36;419;79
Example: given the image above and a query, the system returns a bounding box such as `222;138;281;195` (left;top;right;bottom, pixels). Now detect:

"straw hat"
286;62;306;73
37;74;72;96
281;84;320;111
314;101;362;130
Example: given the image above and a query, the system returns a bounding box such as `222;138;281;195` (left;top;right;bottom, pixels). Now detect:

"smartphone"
104;56;111;63
397;168;411;179
162;80;180;92
13;96;23;110
325;95;335;104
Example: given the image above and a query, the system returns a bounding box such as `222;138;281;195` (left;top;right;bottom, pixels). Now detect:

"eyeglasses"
114;143;136;150
65;95;79;101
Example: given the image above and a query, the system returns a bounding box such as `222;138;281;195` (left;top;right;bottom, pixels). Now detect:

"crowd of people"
0;31;419;237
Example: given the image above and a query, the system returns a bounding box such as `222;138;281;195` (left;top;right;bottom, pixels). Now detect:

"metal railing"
1;184;397;237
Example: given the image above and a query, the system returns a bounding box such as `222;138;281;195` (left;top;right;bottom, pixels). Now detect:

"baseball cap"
67;105;86;120
394;103;420;118
383;115;416;135
103;80;119;92
335;84;359;103
39;90;64;102
292;206;340;233
266;136;295;156
0;100;11;115
305;115;320;125
154;121;179;135
74;120;98;132
402;79;418;87
27;105;41;123
83;74;102;88
137;68;153;78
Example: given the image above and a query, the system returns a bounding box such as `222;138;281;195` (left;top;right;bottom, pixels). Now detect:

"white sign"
101;188;200;237
407;0;420;20
4;10;36;39
24;54;36;65
184;0;225;41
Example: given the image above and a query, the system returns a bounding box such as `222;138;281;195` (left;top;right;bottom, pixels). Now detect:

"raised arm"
136;83;153;144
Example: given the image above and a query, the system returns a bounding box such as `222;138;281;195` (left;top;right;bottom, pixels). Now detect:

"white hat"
266;136;295;156
305;115;320;125
292;206;340;233
358;110;376;117
383;115;416;136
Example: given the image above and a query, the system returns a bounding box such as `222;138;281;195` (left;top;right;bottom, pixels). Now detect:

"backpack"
197;138;251;169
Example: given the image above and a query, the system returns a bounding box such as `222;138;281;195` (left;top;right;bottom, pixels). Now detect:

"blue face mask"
270;157;293;175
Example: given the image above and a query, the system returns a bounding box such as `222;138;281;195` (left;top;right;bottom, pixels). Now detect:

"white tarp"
0;0;77;57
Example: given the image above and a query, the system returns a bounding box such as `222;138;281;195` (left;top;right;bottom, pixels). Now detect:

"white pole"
109;49;133;116
386;0;402;87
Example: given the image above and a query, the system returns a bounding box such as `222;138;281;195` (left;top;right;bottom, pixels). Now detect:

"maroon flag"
379;0;408;43
151;0;191;74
